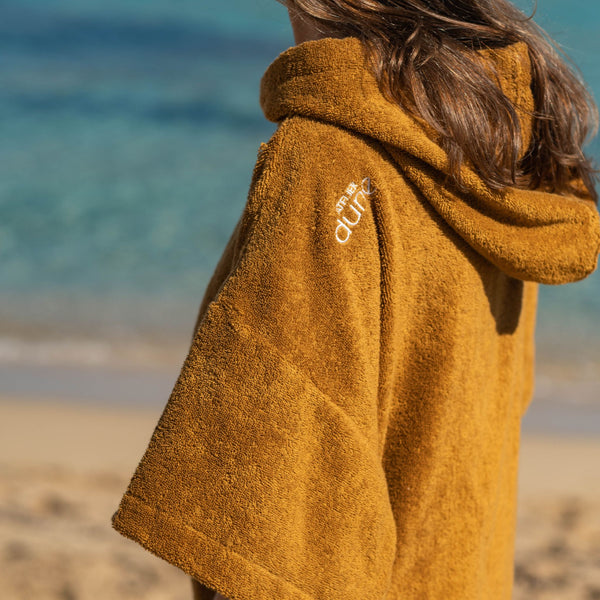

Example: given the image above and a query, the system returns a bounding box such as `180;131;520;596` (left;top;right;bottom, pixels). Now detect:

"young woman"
112;2;600;599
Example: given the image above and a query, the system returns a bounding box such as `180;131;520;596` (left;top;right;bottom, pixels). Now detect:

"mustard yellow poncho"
111;36;600;600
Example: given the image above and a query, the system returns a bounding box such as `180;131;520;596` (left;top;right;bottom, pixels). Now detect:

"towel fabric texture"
111;36;600;600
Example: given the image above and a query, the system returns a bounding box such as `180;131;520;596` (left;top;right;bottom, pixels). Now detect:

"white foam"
0;335;182;370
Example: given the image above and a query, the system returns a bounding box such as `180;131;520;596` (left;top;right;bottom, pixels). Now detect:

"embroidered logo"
334;177;375;244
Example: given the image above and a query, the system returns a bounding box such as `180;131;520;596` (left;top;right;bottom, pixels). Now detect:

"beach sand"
1;395;599;600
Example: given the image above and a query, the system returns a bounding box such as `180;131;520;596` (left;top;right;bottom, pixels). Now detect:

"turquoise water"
1;0;599;369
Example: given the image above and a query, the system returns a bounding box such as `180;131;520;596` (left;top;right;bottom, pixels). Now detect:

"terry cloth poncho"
111;36;600;600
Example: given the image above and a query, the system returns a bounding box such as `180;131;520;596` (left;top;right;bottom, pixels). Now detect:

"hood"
259;36;600;285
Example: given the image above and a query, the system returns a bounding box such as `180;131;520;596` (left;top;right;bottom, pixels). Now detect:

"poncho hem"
112;492;317;600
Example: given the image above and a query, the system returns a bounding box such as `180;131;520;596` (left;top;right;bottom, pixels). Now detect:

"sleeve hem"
111;492;316;600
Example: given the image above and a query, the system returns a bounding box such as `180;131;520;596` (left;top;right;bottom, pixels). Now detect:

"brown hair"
281;0;599;203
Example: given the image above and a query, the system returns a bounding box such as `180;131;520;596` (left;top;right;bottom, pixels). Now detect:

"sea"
1;0;599;411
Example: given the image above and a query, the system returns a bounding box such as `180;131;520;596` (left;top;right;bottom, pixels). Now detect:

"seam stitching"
218;300;383;467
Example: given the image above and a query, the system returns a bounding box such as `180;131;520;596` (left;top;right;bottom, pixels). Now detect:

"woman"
112;2;600;599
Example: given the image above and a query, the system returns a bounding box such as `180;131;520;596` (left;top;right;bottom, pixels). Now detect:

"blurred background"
0;1;599;599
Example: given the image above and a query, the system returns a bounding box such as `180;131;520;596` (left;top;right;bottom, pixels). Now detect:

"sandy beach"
1;394;599;600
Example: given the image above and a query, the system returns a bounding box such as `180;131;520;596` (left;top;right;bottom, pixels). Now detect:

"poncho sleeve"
111;125;398;600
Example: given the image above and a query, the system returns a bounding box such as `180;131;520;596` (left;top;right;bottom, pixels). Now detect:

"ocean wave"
0;335;182;370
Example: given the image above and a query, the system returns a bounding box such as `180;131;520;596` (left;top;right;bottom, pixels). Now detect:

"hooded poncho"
111;36;600;600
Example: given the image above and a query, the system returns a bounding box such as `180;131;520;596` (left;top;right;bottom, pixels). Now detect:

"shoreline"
1;358;599;435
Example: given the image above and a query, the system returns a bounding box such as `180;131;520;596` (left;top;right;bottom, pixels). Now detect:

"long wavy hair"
280;0;599;203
